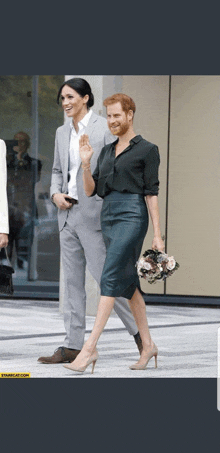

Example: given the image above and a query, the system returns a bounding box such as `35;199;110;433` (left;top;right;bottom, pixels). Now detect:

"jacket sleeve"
50;130;64;199
0;140;9;234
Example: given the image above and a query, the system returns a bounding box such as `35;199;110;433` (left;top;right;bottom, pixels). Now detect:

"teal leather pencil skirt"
100;191;149;300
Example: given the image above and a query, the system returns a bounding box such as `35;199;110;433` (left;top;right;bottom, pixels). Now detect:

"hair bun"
88;92;94;108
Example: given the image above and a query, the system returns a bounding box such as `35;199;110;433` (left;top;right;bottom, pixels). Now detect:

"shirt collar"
70;109;93;132
130;135;142;144
112;134;142;146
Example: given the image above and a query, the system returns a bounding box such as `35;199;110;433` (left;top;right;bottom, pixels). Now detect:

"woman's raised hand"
79;134;94;165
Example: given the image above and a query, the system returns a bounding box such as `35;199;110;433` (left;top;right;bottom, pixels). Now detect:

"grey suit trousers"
60;203;138;349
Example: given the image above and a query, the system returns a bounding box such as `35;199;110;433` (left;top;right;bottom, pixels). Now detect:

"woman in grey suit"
0;139;9;248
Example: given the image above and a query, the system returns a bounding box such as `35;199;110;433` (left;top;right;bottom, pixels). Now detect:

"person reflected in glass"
64;93;164;374
2;132;42;273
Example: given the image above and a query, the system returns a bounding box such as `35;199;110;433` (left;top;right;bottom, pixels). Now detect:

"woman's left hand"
152;236;164;252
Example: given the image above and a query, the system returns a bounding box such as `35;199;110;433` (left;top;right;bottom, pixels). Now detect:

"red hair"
103;93;136;115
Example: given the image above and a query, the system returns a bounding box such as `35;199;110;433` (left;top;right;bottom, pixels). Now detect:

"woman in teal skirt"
64;93;164;373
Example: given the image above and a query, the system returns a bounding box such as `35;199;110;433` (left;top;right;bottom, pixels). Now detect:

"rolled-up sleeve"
143;145;160;196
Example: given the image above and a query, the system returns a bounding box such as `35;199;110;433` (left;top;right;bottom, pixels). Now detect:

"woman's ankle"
142;338;154;350
84;338;97;353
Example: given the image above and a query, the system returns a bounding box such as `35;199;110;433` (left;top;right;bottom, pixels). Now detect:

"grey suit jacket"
50;112;115;231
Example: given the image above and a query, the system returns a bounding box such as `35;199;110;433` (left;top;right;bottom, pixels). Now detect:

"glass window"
0;75;64;298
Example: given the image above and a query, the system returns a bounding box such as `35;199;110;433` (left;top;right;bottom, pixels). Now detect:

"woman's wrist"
81;162;91;171
51;193;58;203
153;232;162;239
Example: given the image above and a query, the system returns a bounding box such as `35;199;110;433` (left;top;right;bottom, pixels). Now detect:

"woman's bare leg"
128;288;157;366
85;295;115;350
67;295;115;367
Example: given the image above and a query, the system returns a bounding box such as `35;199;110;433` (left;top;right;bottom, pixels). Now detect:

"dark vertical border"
164;75;172;295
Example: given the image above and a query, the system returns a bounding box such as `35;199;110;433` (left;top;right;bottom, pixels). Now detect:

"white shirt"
68;109;93;200
0;139;9;234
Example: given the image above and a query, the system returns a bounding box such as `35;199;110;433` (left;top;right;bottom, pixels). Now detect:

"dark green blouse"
91;135;160;198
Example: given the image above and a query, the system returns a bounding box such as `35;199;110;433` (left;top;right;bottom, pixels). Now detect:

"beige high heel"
129;344;158;370
63;350;98;374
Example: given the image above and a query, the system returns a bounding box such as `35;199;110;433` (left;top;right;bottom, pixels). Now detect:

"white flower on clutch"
143;262;152;271
166;257;176;270
137;258;152;271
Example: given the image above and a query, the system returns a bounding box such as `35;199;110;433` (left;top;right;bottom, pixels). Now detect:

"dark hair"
57;77;94;108
103;93;136;115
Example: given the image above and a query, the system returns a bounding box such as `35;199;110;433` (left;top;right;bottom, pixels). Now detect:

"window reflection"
0;75;64;295
3;132;42;276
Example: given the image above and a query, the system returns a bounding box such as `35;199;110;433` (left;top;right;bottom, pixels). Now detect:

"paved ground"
0;298;220;378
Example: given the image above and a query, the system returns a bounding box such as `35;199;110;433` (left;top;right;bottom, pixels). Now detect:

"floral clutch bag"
136;249;179;284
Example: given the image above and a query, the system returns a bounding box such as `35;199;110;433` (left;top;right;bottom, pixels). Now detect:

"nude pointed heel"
129;344;158;370
63;350;99;374
91;359;97;374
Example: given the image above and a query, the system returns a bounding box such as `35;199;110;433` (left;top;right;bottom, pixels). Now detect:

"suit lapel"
85;112;98;140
